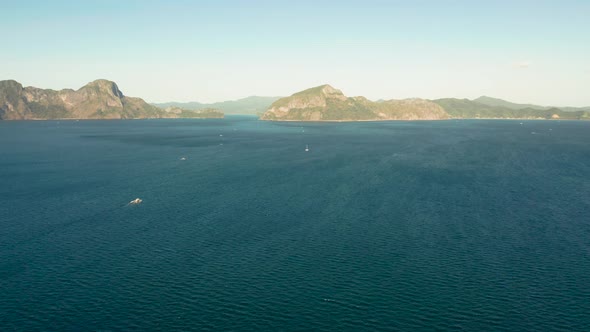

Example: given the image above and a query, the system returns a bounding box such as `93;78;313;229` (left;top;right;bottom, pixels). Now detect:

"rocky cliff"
0;80;223;120
260;85;449;121
260;84;590;121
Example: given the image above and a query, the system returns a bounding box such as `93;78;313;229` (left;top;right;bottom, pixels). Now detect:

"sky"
1;0;589;106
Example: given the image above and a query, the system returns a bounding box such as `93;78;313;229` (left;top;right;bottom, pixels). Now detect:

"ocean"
1;116;589;331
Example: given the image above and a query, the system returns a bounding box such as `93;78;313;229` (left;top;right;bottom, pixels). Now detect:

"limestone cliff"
0;80;223;120
260;85;449;121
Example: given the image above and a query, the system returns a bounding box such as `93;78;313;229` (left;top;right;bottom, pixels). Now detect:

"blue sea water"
1;116;589;331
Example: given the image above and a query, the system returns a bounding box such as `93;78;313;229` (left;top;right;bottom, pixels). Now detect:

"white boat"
305;144;309;152
128;198;142;205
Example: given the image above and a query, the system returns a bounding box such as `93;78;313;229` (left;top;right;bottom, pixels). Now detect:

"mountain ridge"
261;84;447;121
3;80;589;121
152;96;281;115
0;80;223;120
260;85;590;121
473;96;550;110
474;95;590;113
432;98;589;120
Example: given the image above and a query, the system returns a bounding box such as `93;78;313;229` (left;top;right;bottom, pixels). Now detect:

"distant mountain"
260;85;448;121
153;96;281;115
154;101;205;110
433;98;590;120
561;106;590;112
160;106;223;119
474;96;550;110
0;80;224;120
3;80;587;121
474;96;590;113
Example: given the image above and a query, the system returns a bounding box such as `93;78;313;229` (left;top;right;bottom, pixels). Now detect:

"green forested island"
261;85;590;121
0;80;223;120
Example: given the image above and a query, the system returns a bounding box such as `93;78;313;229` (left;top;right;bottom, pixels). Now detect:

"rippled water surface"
1;117;589;331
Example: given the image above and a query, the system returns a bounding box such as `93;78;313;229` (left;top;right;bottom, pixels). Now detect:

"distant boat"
180;157;187;161
128;198;142;205
305;144;309;152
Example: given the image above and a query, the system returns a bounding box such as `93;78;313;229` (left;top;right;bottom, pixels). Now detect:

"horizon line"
3;78;589;109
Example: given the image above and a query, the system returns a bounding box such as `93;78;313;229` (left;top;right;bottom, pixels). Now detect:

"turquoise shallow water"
1;117;589;331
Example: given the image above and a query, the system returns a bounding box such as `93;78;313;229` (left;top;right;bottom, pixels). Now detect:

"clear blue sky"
1;0;589;105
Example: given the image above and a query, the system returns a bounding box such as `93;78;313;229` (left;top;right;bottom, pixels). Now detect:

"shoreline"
258;117;585;123
0;117;225;121
1;117;588;122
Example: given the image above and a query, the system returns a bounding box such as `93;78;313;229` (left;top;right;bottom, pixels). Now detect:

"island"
260;85;448;121
0;79;224;120
260;84;590;121
160;107;224;119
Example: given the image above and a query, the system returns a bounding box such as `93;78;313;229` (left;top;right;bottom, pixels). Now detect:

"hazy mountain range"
473;96;590;113
152;96;281;115
2;79;589;121
433;98;589;121
154;92;590;118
